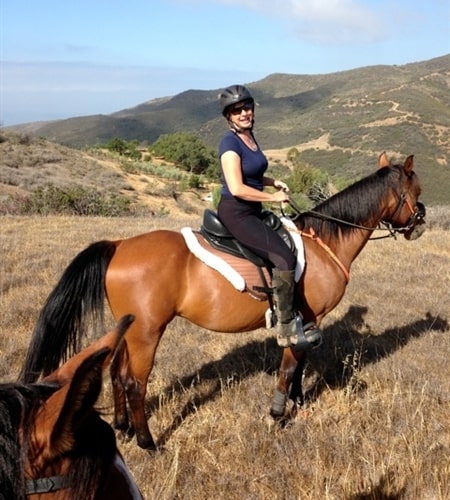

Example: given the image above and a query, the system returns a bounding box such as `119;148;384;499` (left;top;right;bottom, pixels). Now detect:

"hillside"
0;132;209;217
4;54;450;205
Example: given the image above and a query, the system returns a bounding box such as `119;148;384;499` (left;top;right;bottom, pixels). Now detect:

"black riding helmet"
219;84;254;116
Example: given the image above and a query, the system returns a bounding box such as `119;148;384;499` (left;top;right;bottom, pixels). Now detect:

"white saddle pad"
181;217;305;291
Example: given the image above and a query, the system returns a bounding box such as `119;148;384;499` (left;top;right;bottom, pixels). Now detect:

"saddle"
200;209;297;268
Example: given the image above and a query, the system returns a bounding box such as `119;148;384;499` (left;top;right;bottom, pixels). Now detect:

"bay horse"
20;153;425;451
2;315;143;499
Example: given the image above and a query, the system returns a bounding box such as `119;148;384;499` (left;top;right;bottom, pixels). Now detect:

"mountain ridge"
5;54;450;204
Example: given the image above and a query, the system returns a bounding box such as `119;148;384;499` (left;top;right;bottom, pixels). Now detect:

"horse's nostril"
416;201;426;217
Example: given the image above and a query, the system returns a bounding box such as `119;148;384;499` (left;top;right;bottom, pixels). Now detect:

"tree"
104;138;141;159
150;132;218;176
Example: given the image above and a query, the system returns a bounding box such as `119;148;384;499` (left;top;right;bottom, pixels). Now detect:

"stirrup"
277;317;323;351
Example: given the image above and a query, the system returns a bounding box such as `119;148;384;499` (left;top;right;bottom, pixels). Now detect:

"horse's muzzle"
404;221;426;240
404;201;426;240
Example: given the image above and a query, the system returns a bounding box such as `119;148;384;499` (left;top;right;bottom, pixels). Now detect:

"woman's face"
227;101;254;130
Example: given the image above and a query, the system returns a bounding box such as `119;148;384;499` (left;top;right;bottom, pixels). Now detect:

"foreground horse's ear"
49;349;110;457
378;152;390;168
403;155;414;175
33;315;134;459
32;348;109;459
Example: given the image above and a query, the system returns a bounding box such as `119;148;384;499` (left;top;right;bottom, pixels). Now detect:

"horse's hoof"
145;444;165;456
114;420;130;432
137;434;158;451
117;429;135;444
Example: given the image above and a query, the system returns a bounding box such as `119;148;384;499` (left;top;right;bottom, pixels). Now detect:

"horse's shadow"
300;307;448;403
143;307;447;448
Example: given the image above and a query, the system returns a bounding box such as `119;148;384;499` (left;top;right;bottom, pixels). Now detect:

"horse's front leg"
270;348;306;419
287;353;307;408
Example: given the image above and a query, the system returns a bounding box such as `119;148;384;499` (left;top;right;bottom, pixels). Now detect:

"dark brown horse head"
378;152;426;240
1;314;143;500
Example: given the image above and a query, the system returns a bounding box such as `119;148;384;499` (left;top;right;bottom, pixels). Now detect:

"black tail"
19;240;117;383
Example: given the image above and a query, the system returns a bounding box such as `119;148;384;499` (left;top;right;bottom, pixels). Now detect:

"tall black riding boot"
272;269;299;347
272;268;323;350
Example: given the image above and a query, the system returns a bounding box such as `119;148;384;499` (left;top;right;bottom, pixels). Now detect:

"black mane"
298;165;407;240
0;383;57;500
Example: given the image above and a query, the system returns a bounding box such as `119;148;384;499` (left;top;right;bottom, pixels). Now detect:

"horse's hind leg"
123;327;164;450
111;342;134;437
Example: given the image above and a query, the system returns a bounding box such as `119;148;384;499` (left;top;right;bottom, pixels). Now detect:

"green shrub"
15;183;133;216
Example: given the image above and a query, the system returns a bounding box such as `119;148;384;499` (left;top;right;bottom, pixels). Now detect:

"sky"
1;0;449;126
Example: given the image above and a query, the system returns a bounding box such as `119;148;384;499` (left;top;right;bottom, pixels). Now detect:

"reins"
285;193;420;240
303;210;401;241
280;192;422;284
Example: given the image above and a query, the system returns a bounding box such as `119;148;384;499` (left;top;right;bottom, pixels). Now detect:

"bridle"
382;191;425;237
25;454;143;498
25;475;68;495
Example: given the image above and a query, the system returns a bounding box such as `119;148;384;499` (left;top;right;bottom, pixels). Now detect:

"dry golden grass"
1;213;449;499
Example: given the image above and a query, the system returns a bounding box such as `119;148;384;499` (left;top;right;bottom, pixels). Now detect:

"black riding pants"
218;197;296;271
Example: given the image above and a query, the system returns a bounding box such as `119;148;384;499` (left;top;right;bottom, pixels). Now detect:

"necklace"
238;132;257;151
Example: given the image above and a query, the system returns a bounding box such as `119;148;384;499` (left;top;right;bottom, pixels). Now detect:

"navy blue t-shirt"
219;130;268;197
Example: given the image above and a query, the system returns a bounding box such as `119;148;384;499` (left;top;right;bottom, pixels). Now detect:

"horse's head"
378;152;426;240
23;314;143;499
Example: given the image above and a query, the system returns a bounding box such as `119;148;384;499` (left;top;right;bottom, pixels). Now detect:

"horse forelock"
63;412;119;500
298;165;407;240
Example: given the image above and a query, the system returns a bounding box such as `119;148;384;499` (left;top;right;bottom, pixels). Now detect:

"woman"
217;84;306;348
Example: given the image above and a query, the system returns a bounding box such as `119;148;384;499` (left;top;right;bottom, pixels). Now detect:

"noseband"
384;192;426;235
25;475;68;495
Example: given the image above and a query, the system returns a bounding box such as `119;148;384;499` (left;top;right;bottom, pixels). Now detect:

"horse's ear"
34;315;134;458
403;155;414;175
32;348;109;459
378;152;390;168
43;314;134;385
49;349;110;457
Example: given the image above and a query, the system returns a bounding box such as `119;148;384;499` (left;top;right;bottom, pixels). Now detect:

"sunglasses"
229;101;254;115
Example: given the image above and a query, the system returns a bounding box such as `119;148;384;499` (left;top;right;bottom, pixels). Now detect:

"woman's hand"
273;179;289;192
272;188;290;203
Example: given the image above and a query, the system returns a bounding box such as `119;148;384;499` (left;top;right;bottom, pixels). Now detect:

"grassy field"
1;213;449;499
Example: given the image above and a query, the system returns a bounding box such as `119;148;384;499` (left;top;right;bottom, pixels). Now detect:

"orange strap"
301;227;350;283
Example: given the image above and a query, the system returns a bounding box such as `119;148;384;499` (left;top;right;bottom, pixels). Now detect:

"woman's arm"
264;176;289;192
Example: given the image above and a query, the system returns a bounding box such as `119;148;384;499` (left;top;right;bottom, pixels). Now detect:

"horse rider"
217;84;309;348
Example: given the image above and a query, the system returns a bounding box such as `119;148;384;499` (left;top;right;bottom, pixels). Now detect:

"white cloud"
203;0;387;43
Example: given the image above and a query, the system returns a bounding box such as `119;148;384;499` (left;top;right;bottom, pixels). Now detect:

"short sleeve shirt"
219;130;268;197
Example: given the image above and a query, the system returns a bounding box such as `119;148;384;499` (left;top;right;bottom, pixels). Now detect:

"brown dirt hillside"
0;131;210;217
